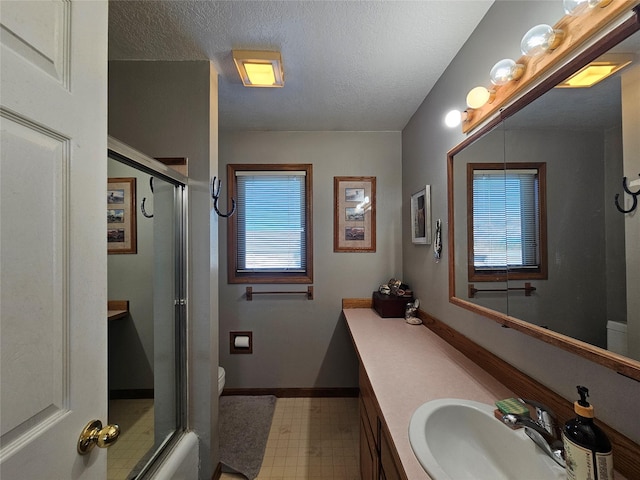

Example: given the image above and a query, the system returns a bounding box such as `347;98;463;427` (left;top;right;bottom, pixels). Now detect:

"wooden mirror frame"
447;4;640;381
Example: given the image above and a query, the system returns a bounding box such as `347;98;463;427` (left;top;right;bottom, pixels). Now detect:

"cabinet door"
359;366;379;440
380;427;403;480
359;416;376;480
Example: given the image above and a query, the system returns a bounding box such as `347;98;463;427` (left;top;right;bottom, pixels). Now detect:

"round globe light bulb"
521;24;564;56
466;86;493;109
563;0;612;16
563;0;589;16
444;110;462;128
490;59;525;86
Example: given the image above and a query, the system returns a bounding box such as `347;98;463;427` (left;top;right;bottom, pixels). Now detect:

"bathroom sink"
408;399;566;480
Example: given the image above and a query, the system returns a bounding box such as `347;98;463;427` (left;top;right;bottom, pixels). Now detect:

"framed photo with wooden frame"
411;185;431;244
334;176;376;252
107;177;137;254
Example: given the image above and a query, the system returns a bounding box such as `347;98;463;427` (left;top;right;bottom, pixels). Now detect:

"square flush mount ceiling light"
232;50;284;88
556;53;634;88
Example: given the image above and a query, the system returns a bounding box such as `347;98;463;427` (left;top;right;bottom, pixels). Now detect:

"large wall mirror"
448;5;640;380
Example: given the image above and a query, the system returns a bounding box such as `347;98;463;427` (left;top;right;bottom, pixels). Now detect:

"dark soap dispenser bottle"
562;386;614;480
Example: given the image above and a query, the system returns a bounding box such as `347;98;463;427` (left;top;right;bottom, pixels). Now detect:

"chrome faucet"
500;398;566;468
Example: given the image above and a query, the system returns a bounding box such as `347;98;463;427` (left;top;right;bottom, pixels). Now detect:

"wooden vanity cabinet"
359;365;406;480
359;363;379;479
359;402;377;480
379;427;403;480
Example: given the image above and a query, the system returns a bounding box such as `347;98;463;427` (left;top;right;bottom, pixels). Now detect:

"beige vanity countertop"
344;307;516;480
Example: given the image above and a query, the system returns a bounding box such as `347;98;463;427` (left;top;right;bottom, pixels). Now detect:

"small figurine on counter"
405;299;422;325
379;278;412;297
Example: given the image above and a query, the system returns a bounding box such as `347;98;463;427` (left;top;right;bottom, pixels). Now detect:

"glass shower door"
107;140;186;480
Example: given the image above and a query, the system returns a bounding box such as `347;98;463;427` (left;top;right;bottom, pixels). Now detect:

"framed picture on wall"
108;177;137;254
411;185;431;244
333;176;376;252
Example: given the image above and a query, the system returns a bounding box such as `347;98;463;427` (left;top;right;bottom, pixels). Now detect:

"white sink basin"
408;399;566;480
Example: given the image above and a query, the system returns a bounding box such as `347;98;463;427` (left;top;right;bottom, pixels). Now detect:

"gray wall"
506;129;607;346
218;131;402;389
109;60;220;479
604;125;627;328
402;0;640;443
621;64;640;361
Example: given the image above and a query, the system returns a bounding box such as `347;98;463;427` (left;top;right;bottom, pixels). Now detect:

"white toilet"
218;366;226;396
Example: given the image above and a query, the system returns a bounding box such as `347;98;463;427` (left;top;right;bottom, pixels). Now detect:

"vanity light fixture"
466;86;495;109
563;0;613;16
459;0;632;134
490;59;525;86
356;196;371;213
444;109;470;128
556;53;634;88
232;50;284;88
521;24;565;56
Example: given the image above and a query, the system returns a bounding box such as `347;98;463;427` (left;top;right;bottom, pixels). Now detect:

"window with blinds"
227;164;313;283
468;162;547;281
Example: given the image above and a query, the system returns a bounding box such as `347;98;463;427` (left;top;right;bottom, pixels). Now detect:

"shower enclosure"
106;137;187;479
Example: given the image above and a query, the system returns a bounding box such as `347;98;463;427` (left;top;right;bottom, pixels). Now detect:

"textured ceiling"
108;1;494;131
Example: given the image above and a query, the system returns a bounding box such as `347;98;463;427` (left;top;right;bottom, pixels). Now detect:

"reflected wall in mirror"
449;8;640;378
107;141;187;479
453;123;508;316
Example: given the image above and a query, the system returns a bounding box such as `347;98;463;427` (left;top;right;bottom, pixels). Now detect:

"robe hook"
622;174;640;196
210;177;236;218
141;198;153;218
141;177;154;218
615;174;640;214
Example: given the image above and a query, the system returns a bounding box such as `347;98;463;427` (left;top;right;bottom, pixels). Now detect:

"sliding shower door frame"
107;136;188;478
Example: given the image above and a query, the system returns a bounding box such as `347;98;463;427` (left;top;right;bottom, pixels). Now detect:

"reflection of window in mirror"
467;162;547;282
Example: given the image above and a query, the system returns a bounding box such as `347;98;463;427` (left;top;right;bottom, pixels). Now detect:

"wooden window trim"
226;163;313;284
467;162;548;282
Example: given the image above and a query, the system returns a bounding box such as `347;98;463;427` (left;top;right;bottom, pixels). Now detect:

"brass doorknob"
77;419;120;455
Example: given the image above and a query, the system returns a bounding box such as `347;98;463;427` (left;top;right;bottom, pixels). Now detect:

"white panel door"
1;2;108;479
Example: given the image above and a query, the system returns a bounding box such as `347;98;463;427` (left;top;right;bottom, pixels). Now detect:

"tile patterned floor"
106;397;359;479
221;397;360;480
107;399;155;480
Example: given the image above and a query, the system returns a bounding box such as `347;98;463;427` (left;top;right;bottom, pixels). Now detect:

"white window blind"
236;171;307;273
473;169;540;269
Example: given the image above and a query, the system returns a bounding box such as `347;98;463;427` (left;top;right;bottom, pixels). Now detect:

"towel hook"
211;177;236;218
141;198;153;218
623;174;640;196
433;219;442;262
141;177;154;218
615;174;640;214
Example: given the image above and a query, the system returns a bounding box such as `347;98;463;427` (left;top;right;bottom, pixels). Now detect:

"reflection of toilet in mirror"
218;366;226;396
607;321;628;356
